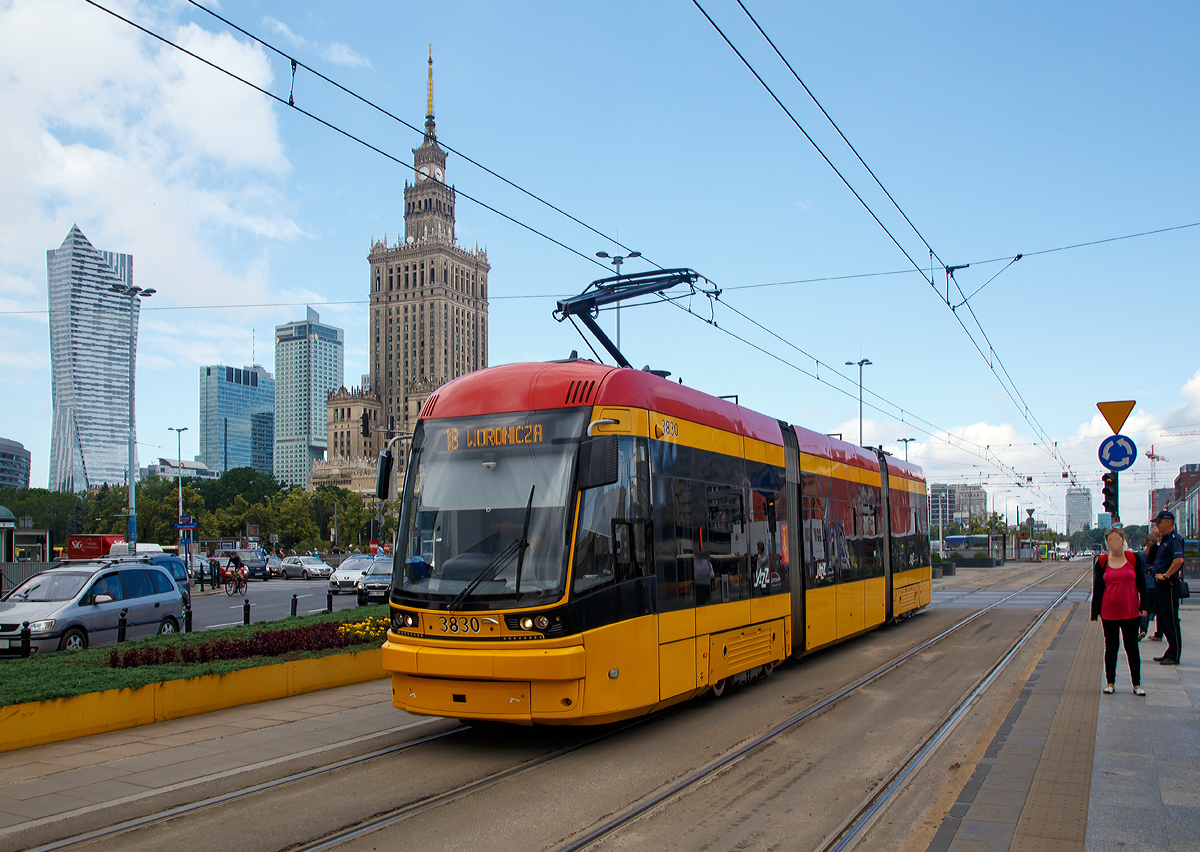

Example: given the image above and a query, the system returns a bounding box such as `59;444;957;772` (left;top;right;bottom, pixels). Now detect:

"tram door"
780;424;804;655
877;452;894;622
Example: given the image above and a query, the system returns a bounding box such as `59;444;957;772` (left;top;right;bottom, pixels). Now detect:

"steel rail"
289;718;657;852
929;563;1070;609
551;569;1085;852
819;569;1090;852
25;726;467;852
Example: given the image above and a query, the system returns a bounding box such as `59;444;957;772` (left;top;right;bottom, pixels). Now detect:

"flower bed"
0;606;390;707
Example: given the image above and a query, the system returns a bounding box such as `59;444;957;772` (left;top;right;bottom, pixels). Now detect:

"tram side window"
572;437;651;596
860;503;884;578
748;489;784;596
652;476;692;611
803;495;833;587
830;499;861;583
705;484;748;603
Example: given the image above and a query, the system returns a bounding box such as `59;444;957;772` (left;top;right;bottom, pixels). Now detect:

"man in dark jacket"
1150;510;1185;664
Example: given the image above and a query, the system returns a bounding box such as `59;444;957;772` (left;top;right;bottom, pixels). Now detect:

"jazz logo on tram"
442;424;544;452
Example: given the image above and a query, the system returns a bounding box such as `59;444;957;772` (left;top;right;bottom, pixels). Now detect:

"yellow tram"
382;358;931;724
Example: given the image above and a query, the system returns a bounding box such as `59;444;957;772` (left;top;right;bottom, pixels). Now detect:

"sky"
1;0;1198;528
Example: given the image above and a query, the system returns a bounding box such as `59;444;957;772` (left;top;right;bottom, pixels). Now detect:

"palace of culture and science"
313;52;490;497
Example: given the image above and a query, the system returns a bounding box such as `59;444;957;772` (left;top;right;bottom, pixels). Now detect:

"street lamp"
596;251;641;352
168;427;188;551
845;358;872;446
896;437;915;462
111;283;155;552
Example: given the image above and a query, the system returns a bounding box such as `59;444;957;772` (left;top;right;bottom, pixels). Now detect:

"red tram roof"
421;361;923;488
421;360;782;446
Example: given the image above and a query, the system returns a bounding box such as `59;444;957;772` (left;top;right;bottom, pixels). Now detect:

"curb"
0;648;387;753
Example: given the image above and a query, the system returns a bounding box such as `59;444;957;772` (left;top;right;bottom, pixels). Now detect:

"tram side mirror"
577;435;619;490
375;450;394;500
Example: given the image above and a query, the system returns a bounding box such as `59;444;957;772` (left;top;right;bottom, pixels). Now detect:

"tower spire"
426;45;434;122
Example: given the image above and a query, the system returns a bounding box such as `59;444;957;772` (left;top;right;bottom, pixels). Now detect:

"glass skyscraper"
275;308;343;487
198;364;275;475
47;226;138;492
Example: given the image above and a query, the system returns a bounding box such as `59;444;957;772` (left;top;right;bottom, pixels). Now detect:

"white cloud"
261;15;304;47
0;0;305;484
320;42;371;68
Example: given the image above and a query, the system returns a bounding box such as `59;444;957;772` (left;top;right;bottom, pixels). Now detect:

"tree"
194;467;281;513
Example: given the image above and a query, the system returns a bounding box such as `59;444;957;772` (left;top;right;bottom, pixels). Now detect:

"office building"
274;308;344;487
929;483;955;528
1175;464;1200;501
1065;487;1092;535
141;458;219;481
367;51;490;433
955;485;987;521
47;225;138;492
198;364;275;475
1150;487;1174;521
1097;512;1112;530
0;439;31;490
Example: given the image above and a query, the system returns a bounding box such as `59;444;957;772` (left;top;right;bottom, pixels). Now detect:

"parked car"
0;559;186;655
144;554;192;608
329;554;376;594
280;555;332;580
355;558;393;605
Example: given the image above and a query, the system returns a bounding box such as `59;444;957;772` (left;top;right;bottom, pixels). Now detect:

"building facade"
47;226;138;491
310;387;383;496
141;458;219;481
274;308;344;487
1065;486;1092;535
0;438;31;490
199;364;275;475
367;51;490;435
1174;464;1200;502
929;483;955;528
1150;487;1174;522
955;485;987;521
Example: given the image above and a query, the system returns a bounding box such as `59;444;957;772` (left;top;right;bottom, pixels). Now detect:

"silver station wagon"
0;559;186;657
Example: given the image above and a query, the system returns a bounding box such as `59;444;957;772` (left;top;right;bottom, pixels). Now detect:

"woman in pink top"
1091;526;1149;695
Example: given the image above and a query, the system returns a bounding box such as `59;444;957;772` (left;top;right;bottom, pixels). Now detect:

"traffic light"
1101;472;1119;519
360;409;371;438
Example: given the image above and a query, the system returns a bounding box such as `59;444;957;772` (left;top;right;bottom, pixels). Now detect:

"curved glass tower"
47;225;138;492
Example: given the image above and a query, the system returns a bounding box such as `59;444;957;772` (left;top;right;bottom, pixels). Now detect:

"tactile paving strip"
1008;614;1103;851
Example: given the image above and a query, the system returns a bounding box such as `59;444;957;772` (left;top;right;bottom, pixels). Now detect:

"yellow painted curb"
0;648;386;753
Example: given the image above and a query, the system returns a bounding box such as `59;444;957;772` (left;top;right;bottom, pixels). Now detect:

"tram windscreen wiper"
447;485;535;611
513;485;535;599
447;540;520;611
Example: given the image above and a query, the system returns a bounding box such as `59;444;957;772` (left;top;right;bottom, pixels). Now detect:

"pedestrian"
1091;525;1148;695
1149;510;1185;665
1140;534;1159;640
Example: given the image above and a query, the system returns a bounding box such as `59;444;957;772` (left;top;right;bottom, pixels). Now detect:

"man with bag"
1150;510;1185;665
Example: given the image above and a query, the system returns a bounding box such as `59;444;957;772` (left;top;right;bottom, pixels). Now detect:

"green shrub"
931;552;942;564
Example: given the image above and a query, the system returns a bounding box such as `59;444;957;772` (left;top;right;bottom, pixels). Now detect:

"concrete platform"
928;602;1199;852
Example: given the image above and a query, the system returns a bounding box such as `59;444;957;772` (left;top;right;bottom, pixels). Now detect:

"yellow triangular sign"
1096;400;1135;434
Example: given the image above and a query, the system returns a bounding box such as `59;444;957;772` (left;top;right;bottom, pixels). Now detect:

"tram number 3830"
438;616;481;634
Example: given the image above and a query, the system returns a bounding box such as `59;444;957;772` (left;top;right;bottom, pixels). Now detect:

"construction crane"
1146;444;1169;518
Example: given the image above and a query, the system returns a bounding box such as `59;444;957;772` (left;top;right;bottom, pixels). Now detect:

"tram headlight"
404;613;419;628
519;616;534;630
534;615;549;630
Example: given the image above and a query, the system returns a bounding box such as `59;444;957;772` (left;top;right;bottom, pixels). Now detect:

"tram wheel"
711;678;727;698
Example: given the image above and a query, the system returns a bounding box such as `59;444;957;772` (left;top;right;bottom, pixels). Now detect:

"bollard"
117;609;128;643
20;622;30;658
291;594;298;618
243;598;250;625
184;604;193;633
326;590;333;613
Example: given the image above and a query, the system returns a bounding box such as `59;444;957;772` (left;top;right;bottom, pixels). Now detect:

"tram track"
262;569;1083;852
928;562;1071;610
24;567;1082;852
550;569;1088;852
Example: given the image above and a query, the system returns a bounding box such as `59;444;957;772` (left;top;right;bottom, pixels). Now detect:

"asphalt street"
189;576;374;630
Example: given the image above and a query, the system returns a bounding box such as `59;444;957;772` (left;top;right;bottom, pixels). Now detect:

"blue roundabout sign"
1099;434;1137;472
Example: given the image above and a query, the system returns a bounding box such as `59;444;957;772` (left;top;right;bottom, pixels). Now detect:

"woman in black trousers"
1092;526;1149;695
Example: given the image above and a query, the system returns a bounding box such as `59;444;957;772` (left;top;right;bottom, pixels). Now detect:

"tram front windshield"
394;408;587;609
